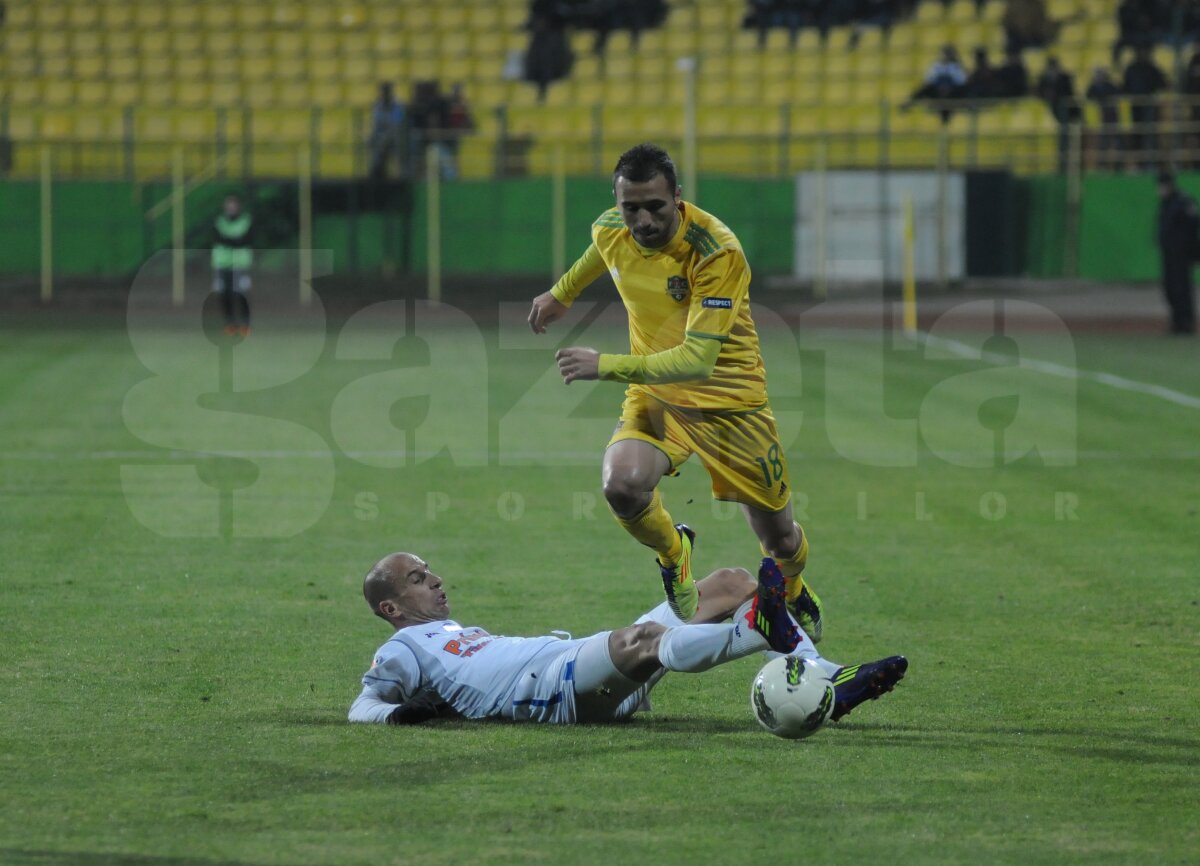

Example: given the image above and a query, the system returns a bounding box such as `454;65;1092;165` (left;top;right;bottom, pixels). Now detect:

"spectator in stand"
1003;0;1061;54
1114;0;1157;62
1086;67;1122;171
442;83;475;181
904;45;968;123
995;46;1031;98
1124;44;1169;168
1156;170;1199;335
966;47;1000;99
408;80;453;178
524;12;573;102
1036;57;1080;171
368;82;407;181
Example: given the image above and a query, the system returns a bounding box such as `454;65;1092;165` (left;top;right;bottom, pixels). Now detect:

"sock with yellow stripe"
762;524;810;604
613;490;682;566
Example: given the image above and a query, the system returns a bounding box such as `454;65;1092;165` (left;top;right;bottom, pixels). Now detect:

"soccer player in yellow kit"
527;144;823;639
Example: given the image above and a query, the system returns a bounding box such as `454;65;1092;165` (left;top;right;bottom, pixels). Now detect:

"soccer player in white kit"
348;552;906;726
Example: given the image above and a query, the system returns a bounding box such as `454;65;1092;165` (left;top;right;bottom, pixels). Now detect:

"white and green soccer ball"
750;656;835;739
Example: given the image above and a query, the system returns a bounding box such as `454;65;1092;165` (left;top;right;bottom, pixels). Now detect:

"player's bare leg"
743;501;824;643
603;440;699;620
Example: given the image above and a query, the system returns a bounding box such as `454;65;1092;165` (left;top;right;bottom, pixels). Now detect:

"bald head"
362;552;450;626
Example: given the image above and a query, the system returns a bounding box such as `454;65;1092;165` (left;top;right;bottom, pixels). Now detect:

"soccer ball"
750;656;835;739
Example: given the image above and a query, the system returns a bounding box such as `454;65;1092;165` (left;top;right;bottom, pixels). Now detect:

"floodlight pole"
679;56;698;202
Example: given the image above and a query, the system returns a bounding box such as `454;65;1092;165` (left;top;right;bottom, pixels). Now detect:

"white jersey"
353;619;580;721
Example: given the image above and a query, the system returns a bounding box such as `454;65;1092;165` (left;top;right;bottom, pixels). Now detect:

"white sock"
736;599;843;677
656;621;766;673
636;600;685;629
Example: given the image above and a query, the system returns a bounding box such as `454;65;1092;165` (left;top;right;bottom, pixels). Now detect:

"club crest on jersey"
666;275;689;302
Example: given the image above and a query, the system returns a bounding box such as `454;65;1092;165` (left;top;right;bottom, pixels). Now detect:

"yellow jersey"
553;201;768;412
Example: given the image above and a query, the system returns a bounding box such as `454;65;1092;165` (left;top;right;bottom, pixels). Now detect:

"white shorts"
504;632;657;725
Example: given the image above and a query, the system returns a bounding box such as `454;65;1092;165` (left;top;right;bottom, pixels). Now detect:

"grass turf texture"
1;306;1197;866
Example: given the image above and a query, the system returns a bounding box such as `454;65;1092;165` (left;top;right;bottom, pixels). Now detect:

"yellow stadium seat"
41;113;75;140
916;0;946;22
77;80;111;106
41;55;72;79
168;4;201;30
211;81;244;108
240;56;275;82
6;28;35;57
111;80;140;106
37;3;68;29
270;31;304;57
70;30;103;56
142;80;175;108
311;81;348;107
277;80;311;108
337;5;367;29
177;82;212;109
274;55;306;80
142;55;172;80
373;32;406;56
100;1;132;30
468;5;501;32
244;82;279;110
7;54;38;78
10;80;42;107
202;4;236;30
238;3;270;29
177;55;209;81
41;80;74;107
135;2;166;30
37;30;69;57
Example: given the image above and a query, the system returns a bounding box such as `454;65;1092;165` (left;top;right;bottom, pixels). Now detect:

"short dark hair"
613;143;678;193
1158;168;1176;186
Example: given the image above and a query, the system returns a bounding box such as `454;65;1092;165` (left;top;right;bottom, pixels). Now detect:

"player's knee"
717;566;756;599
603;476;651;517
698;567;755;611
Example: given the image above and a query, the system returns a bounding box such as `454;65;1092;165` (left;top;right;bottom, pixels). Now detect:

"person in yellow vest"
527;144;822;640
212;194;253;337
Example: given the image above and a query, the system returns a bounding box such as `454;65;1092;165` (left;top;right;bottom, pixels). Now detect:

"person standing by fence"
1156;171;1198;336
212;194;253;338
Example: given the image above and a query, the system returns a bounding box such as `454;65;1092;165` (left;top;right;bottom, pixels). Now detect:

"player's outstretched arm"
528;243;607;333
555;334;722;385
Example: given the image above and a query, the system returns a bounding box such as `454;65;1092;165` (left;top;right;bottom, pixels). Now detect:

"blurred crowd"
368;80;474;181
524;0;669;100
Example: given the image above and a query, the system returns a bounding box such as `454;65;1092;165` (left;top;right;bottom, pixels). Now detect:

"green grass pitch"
1;306;1197;865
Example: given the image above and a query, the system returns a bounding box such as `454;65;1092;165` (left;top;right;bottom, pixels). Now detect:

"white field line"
918;333;1200;411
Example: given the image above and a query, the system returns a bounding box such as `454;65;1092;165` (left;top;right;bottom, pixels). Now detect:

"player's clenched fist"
528;291;569;334
555;347;600;383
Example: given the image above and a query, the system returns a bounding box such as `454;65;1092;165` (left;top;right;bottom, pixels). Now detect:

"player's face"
223;197;241;217
614;174;681;249
393;556;450;622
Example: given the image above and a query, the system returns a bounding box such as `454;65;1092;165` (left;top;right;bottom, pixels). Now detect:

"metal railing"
5;94;1200;181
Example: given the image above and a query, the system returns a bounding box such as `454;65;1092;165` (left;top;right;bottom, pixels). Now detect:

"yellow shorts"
607;390;791;513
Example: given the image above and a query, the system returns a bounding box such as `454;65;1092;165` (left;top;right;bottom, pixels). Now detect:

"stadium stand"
0;0;1173;180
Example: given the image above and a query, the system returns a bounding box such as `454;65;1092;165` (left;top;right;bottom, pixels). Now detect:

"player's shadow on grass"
0;850;293;866
827;722;1200;766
